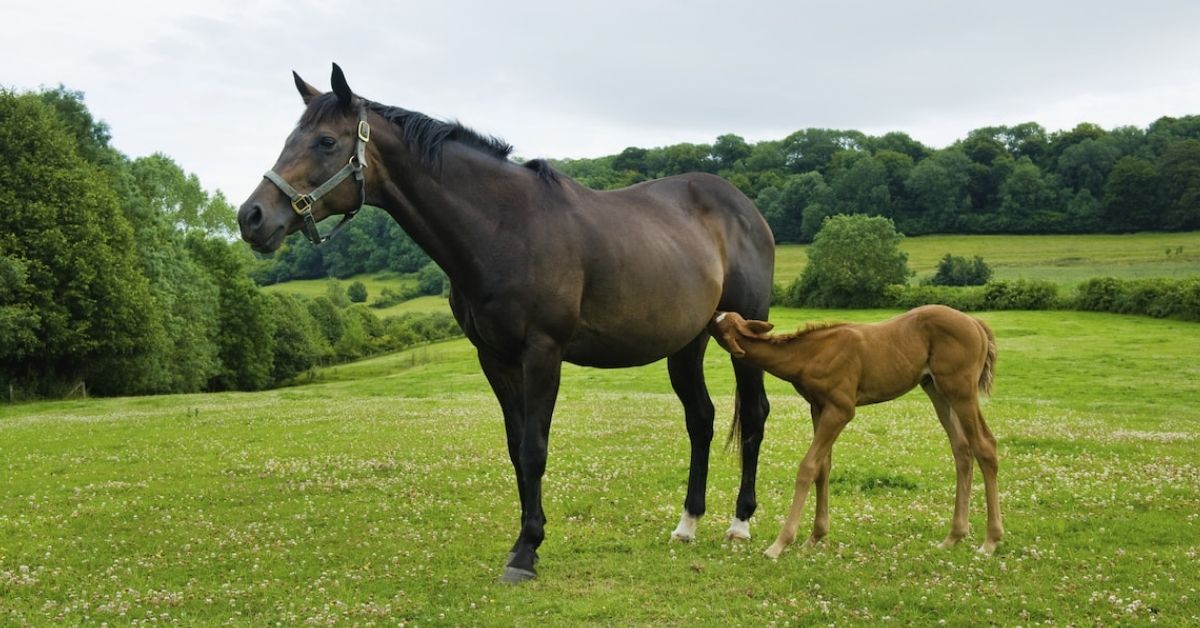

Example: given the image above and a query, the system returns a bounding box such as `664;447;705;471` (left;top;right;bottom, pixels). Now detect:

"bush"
883;284;987;311
981;279;1059;310
930;254;993;286
789;214;911;308
1075;277;1200;321
371;286;419;309
347;281;368;303
416;262;449;297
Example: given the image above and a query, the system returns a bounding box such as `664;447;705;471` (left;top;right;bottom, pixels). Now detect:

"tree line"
0;88;457;399
554;119;1200;242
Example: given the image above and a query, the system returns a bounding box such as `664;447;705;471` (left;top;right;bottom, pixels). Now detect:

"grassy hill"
776;231;1200;287
3;307;1198;624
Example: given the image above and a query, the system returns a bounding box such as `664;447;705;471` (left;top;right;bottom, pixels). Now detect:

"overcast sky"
5;1;1200;205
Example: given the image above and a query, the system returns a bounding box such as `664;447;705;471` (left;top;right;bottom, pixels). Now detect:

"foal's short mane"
300;93;559;183
764;321;850;343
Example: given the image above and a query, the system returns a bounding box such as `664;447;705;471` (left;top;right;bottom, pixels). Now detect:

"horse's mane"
300;93;558;183
762;321;850;344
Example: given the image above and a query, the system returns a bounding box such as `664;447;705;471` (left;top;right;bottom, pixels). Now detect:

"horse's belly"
562;326;698;368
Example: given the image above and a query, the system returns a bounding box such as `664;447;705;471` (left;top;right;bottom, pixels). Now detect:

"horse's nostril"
247;203;264;230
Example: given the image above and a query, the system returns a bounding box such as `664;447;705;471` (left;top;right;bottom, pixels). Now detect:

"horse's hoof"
799;537;824;550
671;512;699;542
724;518;751;541
976;541;998;556
505;552;539;566
500;565;537;584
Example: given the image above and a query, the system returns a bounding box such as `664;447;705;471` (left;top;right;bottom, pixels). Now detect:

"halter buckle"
357;120;371;143
291;194;314;215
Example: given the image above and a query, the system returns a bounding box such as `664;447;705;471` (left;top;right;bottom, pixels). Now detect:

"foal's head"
238;64;374;252
708;311;775;358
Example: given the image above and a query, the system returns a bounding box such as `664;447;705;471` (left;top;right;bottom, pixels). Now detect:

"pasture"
2;308;1198;624
774;231;1200;287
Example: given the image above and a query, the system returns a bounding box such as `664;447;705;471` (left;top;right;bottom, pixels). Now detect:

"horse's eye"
319;136;337;148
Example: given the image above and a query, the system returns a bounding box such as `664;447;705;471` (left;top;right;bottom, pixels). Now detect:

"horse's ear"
330;62;353;108
744;320;775;337
293;71;321;104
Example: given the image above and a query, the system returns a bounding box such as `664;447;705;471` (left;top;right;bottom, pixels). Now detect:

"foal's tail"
726;390;742;455
976;317;998;397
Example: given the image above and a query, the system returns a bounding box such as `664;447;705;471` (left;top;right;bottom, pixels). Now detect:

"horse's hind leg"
668;333;716;542
727;359;770;541
922;380;972;548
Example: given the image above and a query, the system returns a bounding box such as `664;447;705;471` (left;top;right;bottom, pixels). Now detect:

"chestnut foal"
708;305;1002;558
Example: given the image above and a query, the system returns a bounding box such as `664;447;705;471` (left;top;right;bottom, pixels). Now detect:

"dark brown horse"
237;65;775;582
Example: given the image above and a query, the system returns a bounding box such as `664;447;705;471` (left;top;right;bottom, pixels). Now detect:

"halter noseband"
263;103;371;245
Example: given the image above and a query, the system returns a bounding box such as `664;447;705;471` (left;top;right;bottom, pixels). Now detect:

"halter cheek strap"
263;104;371;245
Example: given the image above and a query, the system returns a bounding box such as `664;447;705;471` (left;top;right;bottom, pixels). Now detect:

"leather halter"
263;103;371;245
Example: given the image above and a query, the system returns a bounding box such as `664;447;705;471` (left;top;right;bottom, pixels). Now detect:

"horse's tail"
725;389;742;456
976;317;997;397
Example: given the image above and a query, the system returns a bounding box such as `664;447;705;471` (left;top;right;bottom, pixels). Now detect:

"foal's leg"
953;396;1003;555
922;381;972;549
668;334;715;542
765;403;852;559
501;336;563;583
801;404;833;549
727;360;770;541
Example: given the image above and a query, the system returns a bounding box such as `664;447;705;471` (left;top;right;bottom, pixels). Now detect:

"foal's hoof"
763;543;785;560
500;566;538;584
976;540;998;556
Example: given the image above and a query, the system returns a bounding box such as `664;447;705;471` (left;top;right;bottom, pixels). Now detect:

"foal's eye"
318;136;337;148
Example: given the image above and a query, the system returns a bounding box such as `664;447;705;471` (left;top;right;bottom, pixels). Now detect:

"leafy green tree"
791;214;911;307
185;234;275;391
1158;139;1200;230
1103;156;1162;232
1056;138;1121;198
830;152;892;217
999;158;1061;231
266;293;323;383
904;148;972;233
712;134;752;169
347;280;368;303
0;90;158;395
761;172;831;243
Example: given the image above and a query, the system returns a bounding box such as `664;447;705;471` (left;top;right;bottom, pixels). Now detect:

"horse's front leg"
476;351;529;563
501;336;562;584
728;361;770;541
667;335;715;542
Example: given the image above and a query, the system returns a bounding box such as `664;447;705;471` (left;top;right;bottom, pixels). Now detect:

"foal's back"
836;305;990;405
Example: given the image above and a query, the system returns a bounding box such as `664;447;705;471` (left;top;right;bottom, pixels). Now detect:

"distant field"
775;231;1200;287
3;308;1198;624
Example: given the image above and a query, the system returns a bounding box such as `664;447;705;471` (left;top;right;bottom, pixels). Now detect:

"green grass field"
3;308;1198;624
775;231;1200;287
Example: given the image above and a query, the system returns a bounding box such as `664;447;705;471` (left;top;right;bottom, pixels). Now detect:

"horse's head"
708;311;774;358
238;63;374;252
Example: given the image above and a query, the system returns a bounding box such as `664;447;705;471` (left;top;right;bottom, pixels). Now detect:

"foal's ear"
743;320;775;337
293;71;321;105
330;62;354;108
